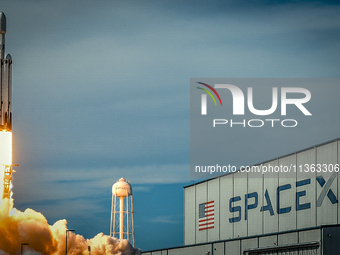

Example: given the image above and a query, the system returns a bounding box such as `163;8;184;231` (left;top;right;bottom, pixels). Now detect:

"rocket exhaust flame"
0;131;12;201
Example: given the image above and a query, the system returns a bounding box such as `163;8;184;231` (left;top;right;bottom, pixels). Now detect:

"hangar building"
144;138;340;255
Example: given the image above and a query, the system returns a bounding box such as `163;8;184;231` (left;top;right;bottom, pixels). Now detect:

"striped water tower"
110;177;135;247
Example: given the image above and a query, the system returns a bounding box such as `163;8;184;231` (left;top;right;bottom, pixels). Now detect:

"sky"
0;0;340;251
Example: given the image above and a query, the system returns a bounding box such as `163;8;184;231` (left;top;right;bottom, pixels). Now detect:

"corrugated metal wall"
143;227;326;255
185;139;340;245
247;247;318;255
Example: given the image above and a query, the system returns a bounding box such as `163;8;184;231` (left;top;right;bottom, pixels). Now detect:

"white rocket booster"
0;12;12;131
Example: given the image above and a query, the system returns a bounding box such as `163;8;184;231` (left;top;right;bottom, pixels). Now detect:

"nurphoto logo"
196;81;312;128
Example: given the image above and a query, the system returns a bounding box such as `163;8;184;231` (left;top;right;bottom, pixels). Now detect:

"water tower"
110;177;135;246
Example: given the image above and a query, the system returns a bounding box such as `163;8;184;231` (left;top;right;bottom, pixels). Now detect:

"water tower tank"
112;178;132;197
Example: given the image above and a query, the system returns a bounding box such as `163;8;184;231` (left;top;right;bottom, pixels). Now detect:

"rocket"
0;12;12;131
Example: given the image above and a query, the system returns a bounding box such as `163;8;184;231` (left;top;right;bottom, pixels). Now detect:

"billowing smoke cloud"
0;198;141;255
0;131;141;254
0;202;143;255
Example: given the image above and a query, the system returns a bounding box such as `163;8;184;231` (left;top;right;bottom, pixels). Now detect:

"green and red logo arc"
196;82;222;106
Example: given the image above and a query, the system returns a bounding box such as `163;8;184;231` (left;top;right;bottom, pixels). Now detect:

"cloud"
13;163;190;206
150;215;182;224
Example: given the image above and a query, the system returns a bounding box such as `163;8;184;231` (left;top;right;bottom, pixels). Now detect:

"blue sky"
1;0;340;251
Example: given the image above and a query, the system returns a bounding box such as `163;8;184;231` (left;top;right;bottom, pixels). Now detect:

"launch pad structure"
2;164;17;199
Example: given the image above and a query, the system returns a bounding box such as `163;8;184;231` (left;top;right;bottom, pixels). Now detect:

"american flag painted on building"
198;200;214;231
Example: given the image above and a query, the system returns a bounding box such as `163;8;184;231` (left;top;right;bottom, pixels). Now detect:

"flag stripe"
199;226;215;231
199;218;214;223
199;222;214;227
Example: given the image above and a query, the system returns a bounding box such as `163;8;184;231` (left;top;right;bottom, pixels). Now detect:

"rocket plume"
0;132;141;255
0;131;12;202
